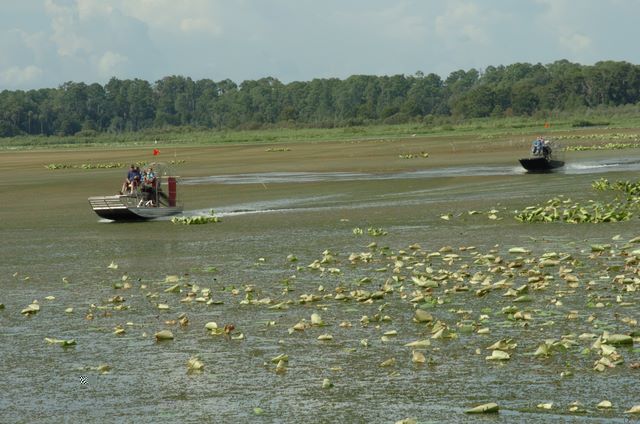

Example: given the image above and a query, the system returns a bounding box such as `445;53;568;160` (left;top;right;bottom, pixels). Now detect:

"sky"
1;0;639;90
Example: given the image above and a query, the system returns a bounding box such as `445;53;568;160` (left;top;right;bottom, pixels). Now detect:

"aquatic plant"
352;227;387;236
171;210;221;225
11;233;640;420
565;142;640;151
45;162;127;170
398;152;429;159
515;180;640;223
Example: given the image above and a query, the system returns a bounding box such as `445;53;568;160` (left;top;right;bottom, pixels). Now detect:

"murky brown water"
1;140;640;423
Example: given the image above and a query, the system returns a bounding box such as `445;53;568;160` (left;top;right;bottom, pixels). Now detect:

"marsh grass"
4;109;640;150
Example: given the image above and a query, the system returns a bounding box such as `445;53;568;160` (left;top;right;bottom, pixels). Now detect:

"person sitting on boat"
542;139;551;159
130;174;140;194
532;137;543;156
139;167;157;206
121;164;140;195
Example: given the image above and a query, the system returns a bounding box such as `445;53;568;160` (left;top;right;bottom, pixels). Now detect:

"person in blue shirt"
532;137;543;155
121;164;139;194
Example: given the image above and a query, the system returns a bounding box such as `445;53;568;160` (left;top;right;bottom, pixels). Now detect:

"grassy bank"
3;110;640;151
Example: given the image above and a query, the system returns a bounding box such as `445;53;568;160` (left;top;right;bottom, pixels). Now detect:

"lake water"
1;146;640;423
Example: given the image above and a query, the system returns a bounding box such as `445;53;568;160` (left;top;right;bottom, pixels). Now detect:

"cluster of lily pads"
515;179;640;223
13;230;640;418
171;210;221;225
45;162;128;170
592;177;640;196
45;159;185;170
565;142;640;151
398;152;429;159
265;147;291;152
352;227;388;236
556;133;640;151
557;133;640;142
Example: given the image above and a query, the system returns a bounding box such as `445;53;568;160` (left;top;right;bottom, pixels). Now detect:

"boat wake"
182;166;526;186
564;157;640;174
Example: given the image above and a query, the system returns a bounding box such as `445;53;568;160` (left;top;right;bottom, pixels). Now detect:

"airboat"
88;162;183;221
519;139;565;172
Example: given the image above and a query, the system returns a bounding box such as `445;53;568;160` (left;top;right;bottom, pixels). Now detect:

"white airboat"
88;162;183;221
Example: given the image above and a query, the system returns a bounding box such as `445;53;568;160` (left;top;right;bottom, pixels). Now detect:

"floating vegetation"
321;378;333;389
555;133;640;151
44;337;76;347
9;230;640;420
398;152;429;159
21;302;40;315
45;159;184;170
154;330;174;341
515;179;640;223
566;142;640;151
352;227;388;236
45;162;128;170
171;210;221;225
557;133;640;142
187;356;204;372
465;403;499;414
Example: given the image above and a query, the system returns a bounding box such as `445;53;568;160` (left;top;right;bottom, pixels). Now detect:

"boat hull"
519;157;564;172
88;195;182;221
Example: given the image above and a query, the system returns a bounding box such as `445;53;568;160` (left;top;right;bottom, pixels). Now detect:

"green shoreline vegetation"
4;60;640;150
4;108;640;151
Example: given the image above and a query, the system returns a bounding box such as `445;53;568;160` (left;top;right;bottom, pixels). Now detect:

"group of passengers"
120;164;157;206
531;136;552;158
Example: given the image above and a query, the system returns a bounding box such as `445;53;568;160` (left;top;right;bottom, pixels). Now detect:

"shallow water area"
1;141;640;423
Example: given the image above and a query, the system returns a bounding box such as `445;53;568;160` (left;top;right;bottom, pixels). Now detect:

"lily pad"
380;358;396;367
21;303;40;315
404;339;431;348
605;334;633;345
626;405;640;414
155;330;174;341
164;284;181;293
311;313;324;326
411;350;426;364
187;356;204;372
413;309;433;323
44;337;76;347
465;403;499;414
486;350;510;361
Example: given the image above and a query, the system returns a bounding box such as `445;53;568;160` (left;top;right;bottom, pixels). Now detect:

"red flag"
153;148;160;156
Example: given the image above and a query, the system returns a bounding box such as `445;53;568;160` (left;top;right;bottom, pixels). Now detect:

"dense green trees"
1;60;640;137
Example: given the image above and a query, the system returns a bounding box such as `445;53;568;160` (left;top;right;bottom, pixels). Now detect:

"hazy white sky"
1;0;638;89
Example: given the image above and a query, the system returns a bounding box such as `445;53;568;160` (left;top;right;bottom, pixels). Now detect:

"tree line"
1;59;639;137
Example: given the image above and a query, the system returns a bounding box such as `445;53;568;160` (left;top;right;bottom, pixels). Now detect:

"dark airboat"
88;162;183;221
519;138;565;172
